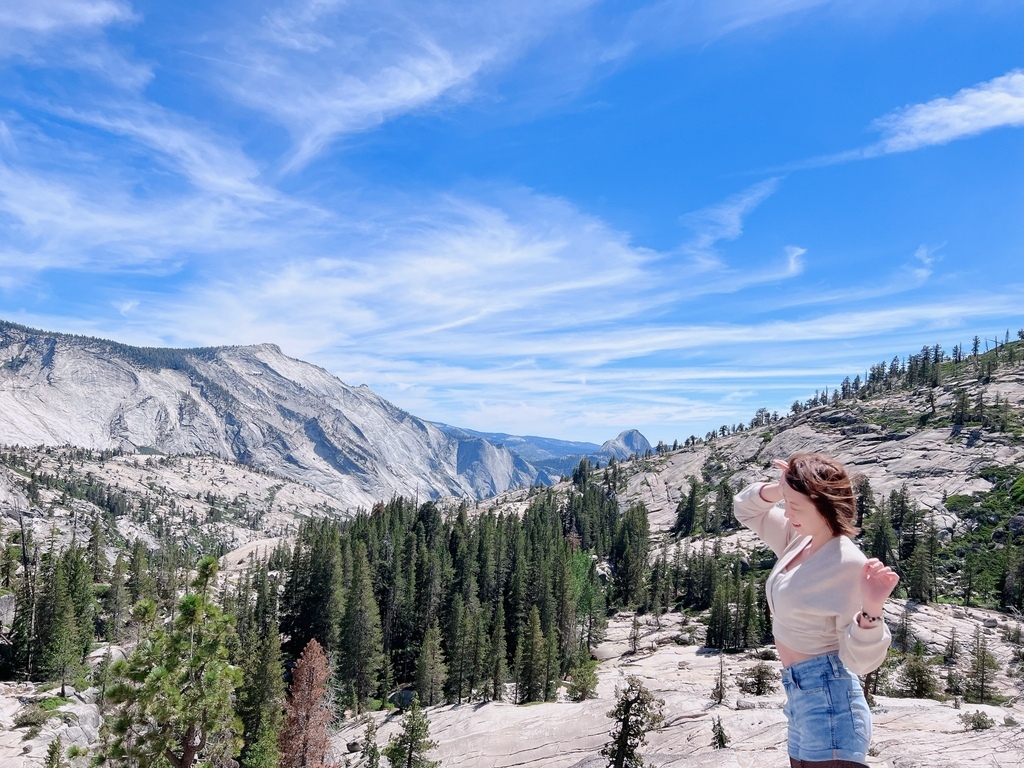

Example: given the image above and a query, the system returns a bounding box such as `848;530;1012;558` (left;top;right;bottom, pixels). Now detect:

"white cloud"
679;178;780;269
51;103;276;199
874;70;1024;153
213;0;594;170
0;0;133;35
0;0;148;89
785;245;806;273
621;0;834;53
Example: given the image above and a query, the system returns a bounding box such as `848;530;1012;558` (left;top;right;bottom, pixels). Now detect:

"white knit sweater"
734;482;892;675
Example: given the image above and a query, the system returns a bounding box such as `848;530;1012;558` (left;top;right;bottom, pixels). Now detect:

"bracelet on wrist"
859;610;882;623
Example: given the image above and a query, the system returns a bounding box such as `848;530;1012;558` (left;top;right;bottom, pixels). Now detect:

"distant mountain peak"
600;429;651;460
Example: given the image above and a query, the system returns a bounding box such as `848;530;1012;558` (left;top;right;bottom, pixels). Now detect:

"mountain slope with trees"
1;330;1023;767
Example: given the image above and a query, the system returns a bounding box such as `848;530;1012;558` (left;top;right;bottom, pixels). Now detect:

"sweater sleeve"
836;569;892;675
733;483;800;557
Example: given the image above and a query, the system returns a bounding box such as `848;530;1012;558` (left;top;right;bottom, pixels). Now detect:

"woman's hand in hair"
757;459;790;504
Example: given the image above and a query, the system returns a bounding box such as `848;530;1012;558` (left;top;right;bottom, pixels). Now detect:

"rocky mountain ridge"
0;321;644;511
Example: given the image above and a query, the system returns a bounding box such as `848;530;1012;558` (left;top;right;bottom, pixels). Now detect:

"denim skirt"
781;653;871;764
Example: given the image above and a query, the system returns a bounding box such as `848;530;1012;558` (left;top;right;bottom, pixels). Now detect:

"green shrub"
959;710;995;730
736;662;779;696
39;696;70;712
14;704;51;728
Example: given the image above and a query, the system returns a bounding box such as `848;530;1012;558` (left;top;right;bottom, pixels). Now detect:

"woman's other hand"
860;558;900;617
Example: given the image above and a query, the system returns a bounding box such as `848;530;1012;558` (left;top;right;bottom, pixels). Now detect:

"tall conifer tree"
339;543;383;712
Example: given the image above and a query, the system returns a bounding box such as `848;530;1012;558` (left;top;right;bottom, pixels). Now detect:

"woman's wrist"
758;482;782;504
861;603;885;619
857;607;884;628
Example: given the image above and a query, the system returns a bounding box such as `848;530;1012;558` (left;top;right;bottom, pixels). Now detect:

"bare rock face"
0;322;541;509
340;608;1023;768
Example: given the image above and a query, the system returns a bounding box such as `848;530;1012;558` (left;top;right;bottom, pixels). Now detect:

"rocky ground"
4;601;1019;767
347;604;1024;768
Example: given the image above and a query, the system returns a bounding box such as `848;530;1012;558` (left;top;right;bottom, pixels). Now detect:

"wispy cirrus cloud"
679;177;781;270
49;103;277;200
0;0;148;89
788;69;1024;170
0;118;325;280
213;0;595;171
114;182;806;357
0;0;133;37
873;69;1024;153
619;0;834;55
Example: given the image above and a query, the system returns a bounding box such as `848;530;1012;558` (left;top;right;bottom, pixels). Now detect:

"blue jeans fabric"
781;653;871;764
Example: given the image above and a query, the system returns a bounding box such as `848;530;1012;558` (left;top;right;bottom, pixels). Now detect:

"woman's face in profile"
780;477;830;538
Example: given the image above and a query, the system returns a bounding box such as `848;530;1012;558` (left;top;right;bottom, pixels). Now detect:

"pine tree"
44;736;68;768
10;531;41;679
611;503;650;608
516;606;546;703
601;676;664;768
43;560;83;697
280;639;337;768
739;580;761;648
282;520;345;659
543;631;559;702
237;619;285;768
242;724;282;768
864;509;898;566
628;615;642;654
339;543;383;713
104;557;242;768
965;627;1000;704
711;716;729;749
363;717;381;768
736;662;778;696
705;584;731;650
673;481;699;537
87;516;108;583
486;603;508;701
103;553;128;641
125;538;155;604
443;593;467;703
415;620;447;707
943;627;960;665
711;653;726;705
567;655;598;701
897;653;940;699
894;609;914;653
382;696;439;768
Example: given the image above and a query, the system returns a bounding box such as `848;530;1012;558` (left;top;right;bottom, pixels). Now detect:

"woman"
734;453;899;768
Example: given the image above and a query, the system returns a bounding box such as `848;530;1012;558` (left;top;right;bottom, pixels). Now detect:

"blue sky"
1;0;1023;446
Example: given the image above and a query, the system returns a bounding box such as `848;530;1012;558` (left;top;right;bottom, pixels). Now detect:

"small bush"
567;657;599;701
14;704;51;728
754;648;778;661
959;710;995;730
39;696;70;712
736;662;779;696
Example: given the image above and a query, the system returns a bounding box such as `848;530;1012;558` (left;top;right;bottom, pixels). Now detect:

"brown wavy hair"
784;453;858;537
